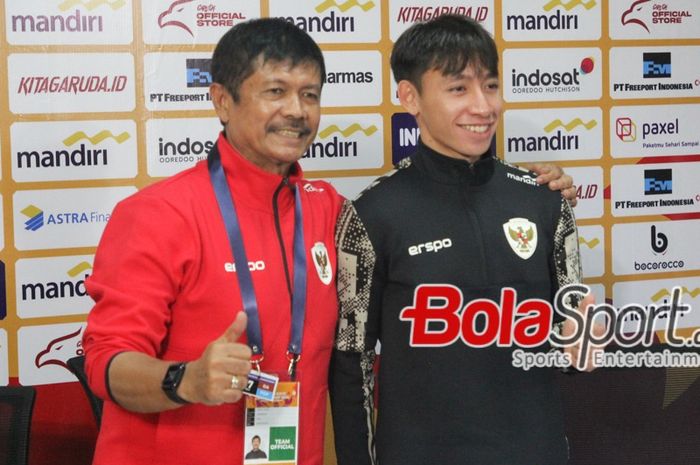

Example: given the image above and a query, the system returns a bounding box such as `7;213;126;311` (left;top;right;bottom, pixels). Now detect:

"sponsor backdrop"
0;1;698;464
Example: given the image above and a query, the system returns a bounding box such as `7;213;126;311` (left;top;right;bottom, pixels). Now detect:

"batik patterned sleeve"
330;199;383;465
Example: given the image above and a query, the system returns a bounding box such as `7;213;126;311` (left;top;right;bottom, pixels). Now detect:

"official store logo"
158;0;247;36
650;224;668;254
644;169;672;195
615;117;636;142
22;205;44;231
503;218;538;260
158;0;196;36
35;327;84;371
186;58;211;87
643;52;671;78
507;117;596;154
620;0;694;34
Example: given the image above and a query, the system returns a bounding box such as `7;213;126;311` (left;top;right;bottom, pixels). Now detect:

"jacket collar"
214;132;303;212
412;139;495;187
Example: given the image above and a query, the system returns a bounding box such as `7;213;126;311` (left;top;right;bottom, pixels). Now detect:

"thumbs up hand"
178;311;253;405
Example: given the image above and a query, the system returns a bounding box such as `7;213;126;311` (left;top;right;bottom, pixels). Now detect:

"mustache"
268;120;313;138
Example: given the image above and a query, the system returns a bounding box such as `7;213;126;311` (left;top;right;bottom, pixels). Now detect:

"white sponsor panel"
18;323;86;386
0;195;3;251
611;163;700;217
610;104;700;158
504;48;602;103
141;0;259;45
144;52;212;111
13;186;136;251
146;118;218;177
568;166;603;219
322;51;382;107
615;277;700;333
503;107;602;162
270;0;380;43
9;53;135;114
389;0;494;41
5;0;133;45
610;0;700;40
610;46;700;100
0;330;7;386
11;120;137;182
578;225;604;278
502;0;601;41
16;255;94;319
301;114;383;171
612;220;700;275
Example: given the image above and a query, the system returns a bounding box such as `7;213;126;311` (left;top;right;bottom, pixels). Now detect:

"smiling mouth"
458;124;492;134
271;126;311;139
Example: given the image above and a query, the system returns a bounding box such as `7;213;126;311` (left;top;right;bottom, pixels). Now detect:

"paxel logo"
621;0;651;32
615;117;636;142
643;52;671;78
22;205;44;231
304;123;375;160
644;169;672;195
650;224;668;254
16;129;129;170
20;261;91;302
186;58;211;87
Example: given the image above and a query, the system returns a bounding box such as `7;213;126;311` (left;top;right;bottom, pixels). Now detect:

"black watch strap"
162;362;190;404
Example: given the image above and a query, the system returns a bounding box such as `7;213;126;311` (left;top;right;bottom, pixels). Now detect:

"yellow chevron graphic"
544;118;597;133
543;0;597;12
63;130;131;147
21;205;42;218
318;124;377;139
316;0;375;13
578;237;600;249
651;287;700;303
67;262;93;278
58;0;125;11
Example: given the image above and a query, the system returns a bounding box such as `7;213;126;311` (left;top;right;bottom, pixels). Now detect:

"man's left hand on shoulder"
527;163;577;207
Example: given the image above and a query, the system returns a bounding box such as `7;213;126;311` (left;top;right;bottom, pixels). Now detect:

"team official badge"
503;218;538;260
311;242;332;285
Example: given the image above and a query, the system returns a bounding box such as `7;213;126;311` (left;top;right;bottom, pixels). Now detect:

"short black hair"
390;14;498;92
211;18;326;102
252;435;261;442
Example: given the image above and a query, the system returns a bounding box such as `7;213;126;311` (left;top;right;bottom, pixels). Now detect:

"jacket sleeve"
552;198;583;300
330;200;383;465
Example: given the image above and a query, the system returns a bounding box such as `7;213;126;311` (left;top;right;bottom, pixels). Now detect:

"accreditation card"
243;381;299;465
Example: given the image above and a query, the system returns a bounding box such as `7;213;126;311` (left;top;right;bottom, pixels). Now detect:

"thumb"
221;311;248;343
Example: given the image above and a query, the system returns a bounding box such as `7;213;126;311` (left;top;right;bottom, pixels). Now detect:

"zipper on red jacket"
272;177;294;304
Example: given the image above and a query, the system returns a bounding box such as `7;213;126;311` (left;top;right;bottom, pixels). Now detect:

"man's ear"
397;80;420;116
210;82;232;124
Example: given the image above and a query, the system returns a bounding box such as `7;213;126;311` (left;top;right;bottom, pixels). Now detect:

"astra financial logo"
186;58;212;88
22;205;44;231
507;117;596;154
16;129;129;170
644;169;673;195
643;52;671;78
304;123;376;160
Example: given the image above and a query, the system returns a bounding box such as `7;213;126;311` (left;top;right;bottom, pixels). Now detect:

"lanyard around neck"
208;144;307;371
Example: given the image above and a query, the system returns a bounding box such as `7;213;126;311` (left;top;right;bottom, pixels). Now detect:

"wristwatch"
161;362;190;404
